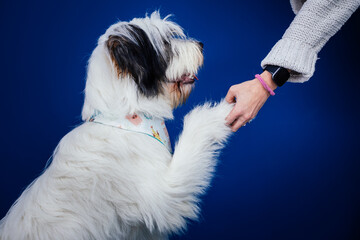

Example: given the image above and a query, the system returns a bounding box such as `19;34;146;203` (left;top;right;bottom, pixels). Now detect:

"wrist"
260;71;277;91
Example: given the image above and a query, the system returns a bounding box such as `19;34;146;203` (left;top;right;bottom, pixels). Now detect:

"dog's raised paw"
182;100;233;144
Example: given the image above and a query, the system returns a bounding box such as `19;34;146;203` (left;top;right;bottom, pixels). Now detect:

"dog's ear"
106;24;167;97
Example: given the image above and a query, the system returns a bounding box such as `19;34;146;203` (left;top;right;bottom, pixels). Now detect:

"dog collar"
88;110;172;153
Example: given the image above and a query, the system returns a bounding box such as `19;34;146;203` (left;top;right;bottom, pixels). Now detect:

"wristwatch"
263;65;290;87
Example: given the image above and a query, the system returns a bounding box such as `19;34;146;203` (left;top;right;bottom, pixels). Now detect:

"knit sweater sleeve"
261;0;360;83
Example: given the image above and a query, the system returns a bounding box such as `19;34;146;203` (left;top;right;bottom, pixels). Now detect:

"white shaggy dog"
0;12;233;240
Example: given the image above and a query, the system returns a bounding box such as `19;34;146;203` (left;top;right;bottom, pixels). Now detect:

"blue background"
1;0;359;239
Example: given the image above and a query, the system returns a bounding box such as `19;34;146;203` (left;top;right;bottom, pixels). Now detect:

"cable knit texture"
261;0;359;83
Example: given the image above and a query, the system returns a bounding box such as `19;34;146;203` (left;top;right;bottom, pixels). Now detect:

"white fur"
0;12;232;240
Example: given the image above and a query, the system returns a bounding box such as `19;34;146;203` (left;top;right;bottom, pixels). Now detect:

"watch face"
273;67;290;87
265;65;279;76
264;65;290;87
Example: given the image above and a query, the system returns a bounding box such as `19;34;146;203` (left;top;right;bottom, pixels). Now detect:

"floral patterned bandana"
88;110;172;153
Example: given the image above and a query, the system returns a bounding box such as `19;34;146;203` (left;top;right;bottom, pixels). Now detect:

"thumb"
225;87;236;103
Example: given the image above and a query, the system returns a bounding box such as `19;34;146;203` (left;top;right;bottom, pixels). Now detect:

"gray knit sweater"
261;0;360;83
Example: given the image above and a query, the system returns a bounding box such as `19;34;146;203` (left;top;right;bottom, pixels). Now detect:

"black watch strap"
264;65;290;87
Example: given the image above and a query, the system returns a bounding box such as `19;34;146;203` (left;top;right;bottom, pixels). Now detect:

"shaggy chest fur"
50;123;173;239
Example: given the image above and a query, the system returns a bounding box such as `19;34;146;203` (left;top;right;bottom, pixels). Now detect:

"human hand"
225;71;277;132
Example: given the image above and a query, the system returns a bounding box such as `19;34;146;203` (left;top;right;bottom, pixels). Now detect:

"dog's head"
82;12;203;120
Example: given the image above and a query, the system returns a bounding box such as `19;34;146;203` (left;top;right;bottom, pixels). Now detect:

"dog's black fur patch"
107;24;168;97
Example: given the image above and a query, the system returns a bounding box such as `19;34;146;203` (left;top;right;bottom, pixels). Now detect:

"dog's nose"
197;41;204;52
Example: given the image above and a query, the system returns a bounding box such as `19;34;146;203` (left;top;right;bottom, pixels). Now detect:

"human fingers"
225;85;237;104
230;117;247;132
226;102;242;125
